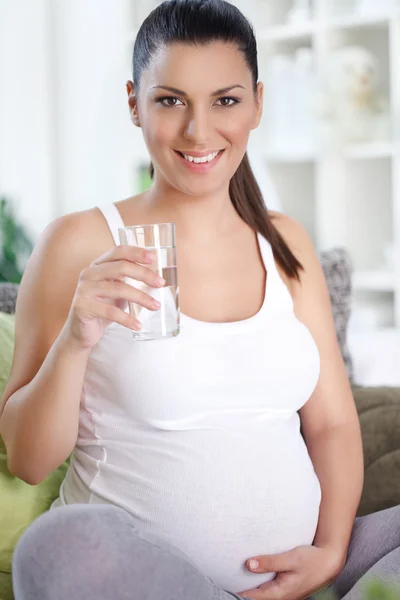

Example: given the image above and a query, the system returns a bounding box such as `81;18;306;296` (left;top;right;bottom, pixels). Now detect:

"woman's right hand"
64;245;166;350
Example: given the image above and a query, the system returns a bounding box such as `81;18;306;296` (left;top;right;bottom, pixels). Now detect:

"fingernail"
249;560;259;570
156;276;166;286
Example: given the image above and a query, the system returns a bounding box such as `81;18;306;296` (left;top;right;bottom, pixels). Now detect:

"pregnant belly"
146;457;320;592
82;425;322;594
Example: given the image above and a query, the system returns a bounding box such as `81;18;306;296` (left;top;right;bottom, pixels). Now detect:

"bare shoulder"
20;204;118;326
20;207;114;305
268;210;313;257
267;210;319;296
38;193;144;275
42;206;114;259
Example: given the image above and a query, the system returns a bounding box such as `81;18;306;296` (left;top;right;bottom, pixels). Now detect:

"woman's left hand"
237;545;344;600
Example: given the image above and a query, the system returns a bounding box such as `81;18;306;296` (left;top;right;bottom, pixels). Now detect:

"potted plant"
0;197;34;283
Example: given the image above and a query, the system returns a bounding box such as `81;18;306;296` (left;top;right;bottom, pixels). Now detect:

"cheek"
218;114;253;151
144;114;178;146
138;104;176;141
217;106;254;134
227;116;252;139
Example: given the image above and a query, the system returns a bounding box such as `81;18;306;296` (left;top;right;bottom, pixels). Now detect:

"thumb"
246;549;298;573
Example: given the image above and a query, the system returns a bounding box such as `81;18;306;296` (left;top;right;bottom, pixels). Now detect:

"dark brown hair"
133;0;303;281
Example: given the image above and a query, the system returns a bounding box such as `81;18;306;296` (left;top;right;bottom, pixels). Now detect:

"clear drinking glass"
118;223;179;341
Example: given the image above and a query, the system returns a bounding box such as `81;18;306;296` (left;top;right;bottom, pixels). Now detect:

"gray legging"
12;503;400;600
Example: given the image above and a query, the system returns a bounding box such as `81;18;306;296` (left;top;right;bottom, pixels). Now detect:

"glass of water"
118;223;179;341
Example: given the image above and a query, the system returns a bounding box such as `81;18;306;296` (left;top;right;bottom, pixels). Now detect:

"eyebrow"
150;84;246;96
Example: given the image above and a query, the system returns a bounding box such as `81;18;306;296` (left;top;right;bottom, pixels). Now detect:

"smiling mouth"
175;149;224;164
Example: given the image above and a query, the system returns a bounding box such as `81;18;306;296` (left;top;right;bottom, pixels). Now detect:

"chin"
176;180;223;197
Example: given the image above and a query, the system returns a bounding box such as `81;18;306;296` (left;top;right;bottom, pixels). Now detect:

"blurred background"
1;0;400;385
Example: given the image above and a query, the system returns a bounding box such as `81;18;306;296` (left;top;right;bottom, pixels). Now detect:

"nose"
183;107;211;144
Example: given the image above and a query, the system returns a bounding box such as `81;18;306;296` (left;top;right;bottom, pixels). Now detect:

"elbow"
7;467;43;486
6;444;72;485
7;455;48;485
2;423;73;486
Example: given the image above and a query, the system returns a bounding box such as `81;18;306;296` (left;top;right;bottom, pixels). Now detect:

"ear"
126;80;141;127
250;81;264;130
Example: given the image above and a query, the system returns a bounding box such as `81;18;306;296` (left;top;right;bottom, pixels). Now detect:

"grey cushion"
319;247;354;382
0;283;19;315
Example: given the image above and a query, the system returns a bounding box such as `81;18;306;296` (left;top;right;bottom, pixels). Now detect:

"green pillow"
0;312;15;455
0;311;69;575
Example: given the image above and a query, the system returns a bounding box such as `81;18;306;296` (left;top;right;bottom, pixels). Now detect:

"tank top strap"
257;232;278;276
97;203;125;245
257;232;295;313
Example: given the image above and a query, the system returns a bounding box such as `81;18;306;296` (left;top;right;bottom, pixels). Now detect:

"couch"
0;248;399;600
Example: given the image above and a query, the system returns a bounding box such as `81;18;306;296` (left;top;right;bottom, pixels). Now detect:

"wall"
0;0;54;239
0;0;137;240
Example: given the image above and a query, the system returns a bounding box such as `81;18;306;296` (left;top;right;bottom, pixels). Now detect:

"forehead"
141;41;252;92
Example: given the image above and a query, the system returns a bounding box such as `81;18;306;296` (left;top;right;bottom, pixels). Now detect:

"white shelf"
327;12;398;31
258;12;400;42
265;142;396;162
265;149;317;163
258;22;316;43
344;141;396;159
353;270;397;292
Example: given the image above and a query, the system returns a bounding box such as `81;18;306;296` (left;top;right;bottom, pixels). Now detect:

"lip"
174;149;224;172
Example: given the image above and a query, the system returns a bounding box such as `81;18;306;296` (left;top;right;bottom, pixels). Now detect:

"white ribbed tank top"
51;203;322;594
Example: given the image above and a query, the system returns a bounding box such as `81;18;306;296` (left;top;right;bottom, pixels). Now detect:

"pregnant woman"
1;1;399;599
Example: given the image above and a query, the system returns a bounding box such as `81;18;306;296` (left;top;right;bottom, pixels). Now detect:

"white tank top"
52;202;322;594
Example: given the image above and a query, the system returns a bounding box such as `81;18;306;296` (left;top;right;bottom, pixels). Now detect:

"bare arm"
0;212;98;484
275;214;364;569
0;331;91;485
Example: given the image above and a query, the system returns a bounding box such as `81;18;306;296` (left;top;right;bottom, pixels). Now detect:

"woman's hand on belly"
237;545;342;600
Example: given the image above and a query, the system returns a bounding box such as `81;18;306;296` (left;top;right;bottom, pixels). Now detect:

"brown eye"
157;97;184;107
217;97;239;107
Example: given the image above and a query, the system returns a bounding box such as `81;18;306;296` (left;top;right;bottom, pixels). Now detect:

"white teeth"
182;151;220;164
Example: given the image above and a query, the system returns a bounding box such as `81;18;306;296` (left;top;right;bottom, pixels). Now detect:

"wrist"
58;325;92;357
315;543;348;578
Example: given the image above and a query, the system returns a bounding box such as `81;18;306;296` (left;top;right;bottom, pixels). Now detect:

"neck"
139;178;245;245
